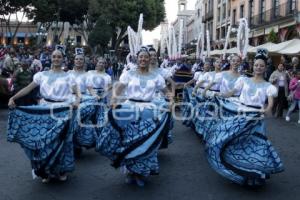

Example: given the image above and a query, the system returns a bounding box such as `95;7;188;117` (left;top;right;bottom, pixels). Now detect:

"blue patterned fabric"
182;88;194;127
95;101;172;177
191;91;217;138
204;98;284;186
73;95;107;149
7;104;75;178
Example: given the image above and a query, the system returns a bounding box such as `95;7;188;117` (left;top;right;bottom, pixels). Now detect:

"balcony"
202;10;214;22
249;1;297;29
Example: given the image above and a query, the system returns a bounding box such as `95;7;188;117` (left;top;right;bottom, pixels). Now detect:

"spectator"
265;58;275;81
30;51;42;74
269;63;289;117
285;69;300;124
291;56;300;72
12;59;36;106
2;48;20;77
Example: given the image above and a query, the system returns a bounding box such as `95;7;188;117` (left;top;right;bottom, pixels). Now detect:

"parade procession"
0;0;300;200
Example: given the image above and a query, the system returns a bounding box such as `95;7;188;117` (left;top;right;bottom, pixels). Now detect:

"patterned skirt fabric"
73;95;107;149
182;88;194;127
7;104;75;178
95;101;172;177
203;98;284;186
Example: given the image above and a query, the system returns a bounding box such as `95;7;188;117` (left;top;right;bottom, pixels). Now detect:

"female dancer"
69;54;107;155
86;57;112;99
96;47;172;187
202;57;223;98
7;50;81;183
148;47;174;147
205;49;284;186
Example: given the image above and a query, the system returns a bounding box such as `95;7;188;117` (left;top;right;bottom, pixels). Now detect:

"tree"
267;29;278;43
94;0;165;51
88;17;113;55
0;0;32;45
29;0;88;45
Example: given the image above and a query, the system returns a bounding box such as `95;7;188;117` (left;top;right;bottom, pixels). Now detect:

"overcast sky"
143;0;197;45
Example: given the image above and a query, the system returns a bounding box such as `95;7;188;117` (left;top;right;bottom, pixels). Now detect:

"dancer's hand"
72;98;81;109
192;90;196;96
263;108;272;117
8;98;16;108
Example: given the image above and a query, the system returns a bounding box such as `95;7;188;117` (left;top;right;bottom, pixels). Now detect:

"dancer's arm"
111;82;126;108
8;82;38;108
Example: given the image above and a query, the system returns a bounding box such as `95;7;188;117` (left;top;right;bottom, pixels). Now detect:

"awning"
248;42;277;53
277;39;300;55
3;32;35;37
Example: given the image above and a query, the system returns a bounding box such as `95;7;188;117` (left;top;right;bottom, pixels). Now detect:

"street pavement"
0;108;300;200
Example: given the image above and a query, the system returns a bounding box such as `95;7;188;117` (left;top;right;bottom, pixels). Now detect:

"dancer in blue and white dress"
204;49;284;186
194;56;241;140
218;55;241;97
148;47;174;147
86;58;112;99
7;50;81;183
181;61;211;127
96;47;173;187
68;54;107;155
202;58;223;97
68;54;88;94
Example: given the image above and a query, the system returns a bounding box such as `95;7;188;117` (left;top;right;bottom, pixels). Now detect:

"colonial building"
0;21;36;46
45;22;88;47
173;0;195;50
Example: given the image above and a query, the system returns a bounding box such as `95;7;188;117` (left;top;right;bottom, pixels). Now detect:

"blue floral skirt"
204;98;284;186
95;101;172;177
73;95;107;149
7;104;75;179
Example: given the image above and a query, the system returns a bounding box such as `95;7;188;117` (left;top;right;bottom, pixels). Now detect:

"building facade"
0;21;36;46
172;0;300;53
173;0;195;52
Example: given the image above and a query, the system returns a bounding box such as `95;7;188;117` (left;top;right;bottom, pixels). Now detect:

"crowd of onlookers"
0;46;125;106
1;46;300;123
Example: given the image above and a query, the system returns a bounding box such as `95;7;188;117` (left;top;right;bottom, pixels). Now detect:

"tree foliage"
90;0;165;51
29;0;88;24
267;29;278;43
1;0;165;52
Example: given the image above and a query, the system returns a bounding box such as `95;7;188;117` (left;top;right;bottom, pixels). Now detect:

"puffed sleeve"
193;72;200;81
156;75;166;90
105;75;112;88
196;72;208;84
119;71;130;85
161;68;171;79
213;72;223;84
33;72;42;85
233;77;245;92
266;84;278;97
68;73;77;88
85;74;93;88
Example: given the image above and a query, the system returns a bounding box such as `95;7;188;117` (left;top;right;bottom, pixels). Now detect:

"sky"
143;0;197;45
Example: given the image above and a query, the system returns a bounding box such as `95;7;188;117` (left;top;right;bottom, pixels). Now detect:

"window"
273;0;279;17
240;5;244;18
260;0;265;13
218;8;221;22
249;0;254;24
233;9;236;25
76;36;81;44
222;4;226;19
260;0;266;22
249;0;254;17
289;0;296;12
